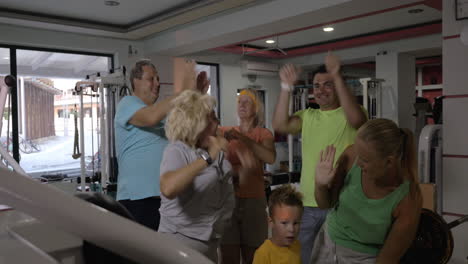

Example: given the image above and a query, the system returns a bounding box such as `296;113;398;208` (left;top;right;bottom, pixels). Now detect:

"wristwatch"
198;149;213;165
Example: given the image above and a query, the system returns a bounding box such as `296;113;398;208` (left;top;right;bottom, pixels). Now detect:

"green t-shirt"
294;107;359;207
326;164;410;255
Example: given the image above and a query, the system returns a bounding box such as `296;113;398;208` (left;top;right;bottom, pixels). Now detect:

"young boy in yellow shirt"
253;185;303;264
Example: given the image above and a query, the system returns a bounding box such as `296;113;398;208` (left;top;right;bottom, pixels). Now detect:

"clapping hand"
196;71;210;94
236;147;257;170
325;51;341;77
279;64;301;86
207;135;228;160
224;129;243;141
180;59;197;92
236;147;257;186
315;145;337;188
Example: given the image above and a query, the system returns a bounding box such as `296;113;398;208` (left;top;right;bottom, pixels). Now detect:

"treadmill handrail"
0;167;211;264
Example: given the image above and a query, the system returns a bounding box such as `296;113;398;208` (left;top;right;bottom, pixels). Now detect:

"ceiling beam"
73;56;100;74
31;52;53;71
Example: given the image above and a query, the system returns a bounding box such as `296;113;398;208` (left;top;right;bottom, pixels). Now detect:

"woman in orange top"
220;89;276;264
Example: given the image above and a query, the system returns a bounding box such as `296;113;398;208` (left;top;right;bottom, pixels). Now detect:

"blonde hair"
357;118;420;198
268;184;303;217
165;90;216;147
237;88;264;127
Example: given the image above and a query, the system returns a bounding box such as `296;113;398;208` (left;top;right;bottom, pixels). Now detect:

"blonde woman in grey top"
159;90;255;263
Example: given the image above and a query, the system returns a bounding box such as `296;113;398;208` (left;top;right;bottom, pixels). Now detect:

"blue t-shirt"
114;96;168;200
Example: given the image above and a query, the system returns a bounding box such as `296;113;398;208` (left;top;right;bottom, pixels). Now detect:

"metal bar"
447;215;468;229
99;83;108;189
79;90;86;192
9;49;20;162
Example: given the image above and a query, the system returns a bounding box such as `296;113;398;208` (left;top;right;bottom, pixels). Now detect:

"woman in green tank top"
310;119;422;264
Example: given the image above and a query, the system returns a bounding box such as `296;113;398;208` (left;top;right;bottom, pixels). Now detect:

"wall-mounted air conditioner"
241;61;279;77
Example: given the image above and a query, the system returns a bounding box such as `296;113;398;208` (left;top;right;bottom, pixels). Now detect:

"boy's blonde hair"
268;184;303;217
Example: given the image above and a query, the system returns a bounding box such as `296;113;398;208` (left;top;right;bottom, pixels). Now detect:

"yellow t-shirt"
252;239;301;264
294;107;360;207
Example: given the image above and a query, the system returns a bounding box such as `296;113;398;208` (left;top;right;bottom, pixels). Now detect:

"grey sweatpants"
310;224;377;264
172;233;219;263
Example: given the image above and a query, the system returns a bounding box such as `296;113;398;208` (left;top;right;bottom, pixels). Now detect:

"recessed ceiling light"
323;27;334;32
2;57;9;60
408;8;424;14
105;1;120;6
265;39;275;44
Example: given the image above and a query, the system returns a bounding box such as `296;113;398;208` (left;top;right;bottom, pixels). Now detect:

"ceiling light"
265;39;275;44
2;57;9;60
408;8;424;14
104;1;120;6
323;27;334;32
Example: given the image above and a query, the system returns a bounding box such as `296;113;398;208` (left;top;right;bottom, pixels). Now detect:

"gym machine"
73;68;128;197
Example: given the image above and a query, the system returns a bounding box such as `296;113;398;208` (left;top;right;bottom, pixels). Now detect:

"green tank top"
326;163;410;255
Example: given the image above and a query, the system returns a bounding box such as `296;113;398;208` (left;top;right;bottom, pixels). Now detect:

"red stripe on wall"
443;35;460;40
423;0;442;11
213;46;283;58
443;212;467;218
444;94;468;99
221;1;427;46
443;154;468;158
284;23;441;58
218;23;441;59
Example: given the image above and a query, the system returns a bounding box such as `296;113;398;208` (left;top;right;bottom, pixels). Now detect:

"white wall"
375;52;416;131
188;53;280;129
442;1;468;263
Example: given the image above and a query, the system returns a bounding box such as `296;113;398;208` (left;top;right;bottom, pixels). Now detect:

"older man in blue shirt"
115;59;207;230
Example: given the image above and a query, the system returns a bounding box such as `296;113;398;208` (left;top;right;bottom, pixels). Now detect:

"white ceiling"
247;4;441;49
0;0;192;25
0;0;260;39
0;0;443;75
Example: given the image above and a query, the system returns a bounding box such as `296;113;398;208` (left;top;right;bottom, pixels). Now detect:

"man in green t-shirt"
272;52;367;264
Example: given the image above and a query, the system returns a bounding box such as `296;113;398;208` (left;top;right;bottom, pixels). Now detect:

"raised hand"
279;64;301;86
325;51;341;77
315;145;337;188
196;71;210;94
181;59;197;92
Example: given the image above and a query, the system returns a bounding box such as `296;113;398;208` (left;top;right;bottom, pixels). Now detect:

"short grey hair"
129;59;157;90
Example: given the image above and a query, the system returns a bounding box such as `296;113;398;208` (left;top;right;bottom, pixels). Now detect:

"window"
1;46;112;181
